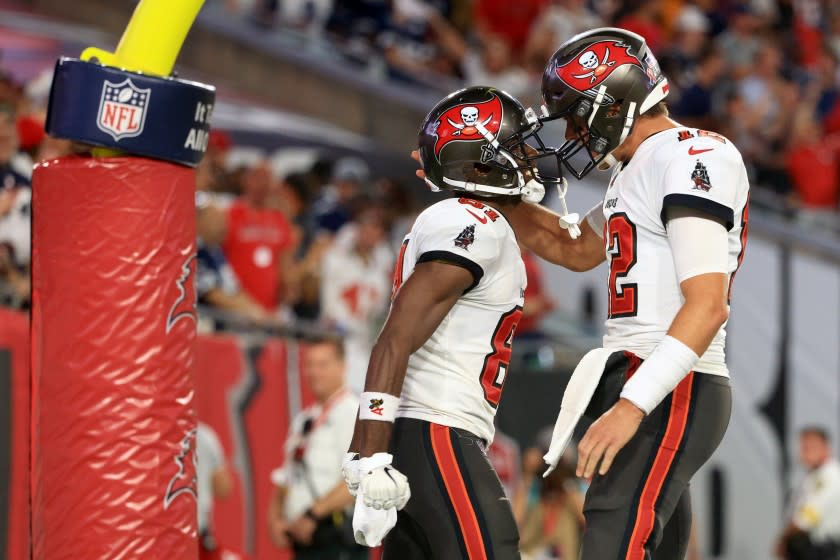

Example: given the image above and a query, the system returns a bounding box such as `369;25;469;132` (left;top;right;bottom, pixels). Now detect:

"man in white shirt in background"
268;336;364;560
777;427;840;559
320;203;392;394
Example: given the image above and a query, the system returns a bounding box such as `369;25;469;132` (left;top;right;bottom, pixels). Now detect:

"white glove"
358;453;411;510
343;452;360;496
352;492;398;547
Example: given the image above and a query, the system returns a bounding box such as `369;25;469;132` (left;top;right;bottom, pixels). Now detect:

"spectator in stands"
524;0;602;70
660;5;711;94
320;203;392;393
672;45;725;130
715;3;764;79
514;427;584;560
473;0;547;57
223;160;296;312
196;197;268;328
268;336;363;560
737;41;797;194
518;458;584;560
775;427;840;559
430;14;534;100
517;249;555;339
0;104;30;308
786;109;840;227
197;421;238;560
311;156;369;234
614;0;664;54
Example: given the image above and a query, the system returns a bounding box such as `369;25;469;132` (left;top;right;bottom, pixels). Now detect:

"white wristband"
359;392;400;422
585;202;606;238
620;336;700;414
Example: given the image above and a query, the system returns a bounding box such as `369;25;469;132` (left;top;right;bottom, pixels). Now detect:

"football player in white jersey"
526;28;749;559
343;86;579;559
406;26;749;560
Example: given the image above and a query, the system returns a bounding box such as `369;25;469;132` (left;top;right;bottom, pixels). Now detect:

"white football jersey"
601;127;750;376
394;197;526;443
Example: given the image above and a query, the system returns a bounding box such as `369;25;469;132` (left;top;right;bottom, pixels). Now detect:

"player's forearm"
506;202;604;270
310;481;355;518
666;277;729;357
357;334;412;457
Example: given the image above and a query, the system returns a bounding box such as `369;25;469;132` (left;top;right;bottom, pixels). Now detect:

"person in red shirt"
615;2;664;54
786;112;840;210
474;0;547;56
517;249;556;338
223;161;296;311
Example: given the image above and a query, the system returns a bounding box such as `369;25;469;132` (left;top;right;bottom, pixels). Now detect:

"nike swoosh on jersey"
465;209;488;224
688;146;714;155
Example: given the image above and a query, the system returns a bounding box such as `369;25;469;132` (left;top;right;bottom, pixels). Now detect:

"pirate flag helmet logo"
432;94;504;160
418;86;552;202
555;40;642;92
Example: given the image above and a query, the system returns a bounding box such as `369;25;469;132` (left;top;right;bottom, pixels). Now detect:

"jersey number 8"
480;306;523;408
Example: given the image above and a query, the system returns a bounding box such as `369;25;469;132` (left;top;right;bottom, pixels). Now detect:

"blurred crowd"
193;132;423;391
223;0;840;226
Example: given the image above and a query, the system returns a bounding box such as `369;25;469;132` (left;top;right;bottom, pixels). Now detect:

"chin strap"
441;176;545;204
555;177;581;239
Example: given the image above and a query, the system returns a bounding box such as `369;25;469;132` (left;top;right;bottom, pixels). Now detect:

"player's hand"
577;398;645;479
287;514;318;545
410;150;425;180
358;453;411;510
342;452;360;496
269;518;292;549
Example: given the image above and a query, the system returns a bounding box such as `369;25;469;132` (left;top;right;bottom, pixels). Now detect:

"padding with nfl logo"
46;58;215;167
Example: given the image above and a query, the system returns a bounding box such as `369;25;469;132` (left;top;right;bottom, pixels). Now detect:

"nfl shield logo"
96;78;151;141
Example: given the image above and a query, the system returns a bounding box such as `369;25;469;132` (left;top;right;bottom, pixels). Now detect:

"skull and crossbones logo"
573;48;616;84
448;106;493;136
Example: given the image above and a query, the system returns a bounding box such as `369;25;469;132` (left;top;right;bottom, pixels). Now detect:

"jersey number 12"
607;213;638;318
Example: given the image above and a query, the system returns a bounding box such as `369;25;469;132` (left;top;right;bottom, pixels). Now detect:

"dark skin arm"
409;150;605;272
349;260;474;457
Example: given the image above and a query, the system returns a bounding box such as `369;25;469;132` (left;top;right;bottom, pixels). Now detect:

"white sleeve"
660;136;742;231
666;214;729;283
413;205;502;292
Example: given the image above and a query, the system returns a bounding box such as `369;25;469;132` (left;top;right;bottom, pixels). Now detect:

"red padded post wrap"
31;156;198;559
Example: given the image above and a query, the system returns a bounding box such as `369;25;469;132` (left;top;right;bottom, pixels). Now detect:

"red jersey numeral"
607;213;638;318
480;307;523;408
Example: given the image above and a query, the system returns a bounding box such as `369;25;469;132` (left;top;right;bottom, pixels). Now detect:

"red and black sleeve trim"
417;251;484;293
661;194;734;231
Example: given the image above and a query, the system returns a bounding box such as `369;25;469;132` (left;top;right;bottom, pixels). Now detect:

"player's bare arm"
410;149;604;271
351;259;472;457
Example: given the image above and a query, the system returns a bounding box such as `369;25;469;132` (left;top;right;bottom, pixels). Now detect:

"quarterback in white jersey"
530;28;749;559
601;125;749;378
